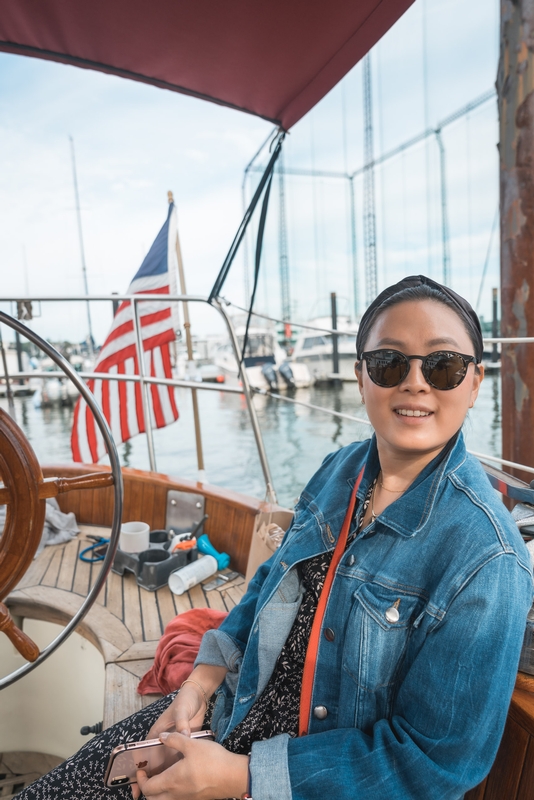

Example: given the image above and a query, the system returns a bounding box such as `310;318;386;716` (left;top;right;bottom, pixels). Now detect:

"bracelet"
180;678;209;708
241;764;252;799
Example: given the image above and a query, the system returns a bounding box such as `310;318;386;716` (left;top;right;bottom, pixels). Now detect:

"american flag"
71;202;180;463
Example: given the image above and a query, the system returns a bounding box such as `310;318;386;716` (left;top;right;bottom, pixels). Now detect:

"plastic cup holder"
112;535;197;591
150;530;170;547
137;549;170;567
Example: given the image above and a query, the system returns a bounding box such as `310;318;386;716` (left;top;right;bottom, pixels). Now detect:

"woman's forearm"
186;663;228;698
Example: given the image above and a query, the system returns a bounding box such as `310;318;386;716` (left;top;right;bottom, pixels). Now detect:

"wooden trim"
7;585;131;665
509;689;534;738
41;463;286;575
515;671;534;694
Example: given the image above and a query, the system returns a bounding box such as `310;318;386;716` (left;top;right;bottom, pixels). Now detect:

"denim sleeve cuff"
250;734;291;800
194;628;243;672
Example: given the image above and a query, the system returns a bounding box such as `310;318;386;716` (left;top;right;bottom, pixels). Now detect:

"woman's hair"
355;275;484;363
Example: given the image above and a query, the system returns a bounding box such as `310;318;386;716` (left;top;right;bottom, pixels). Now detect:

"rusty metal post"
498;0;534;479
492;288;499;363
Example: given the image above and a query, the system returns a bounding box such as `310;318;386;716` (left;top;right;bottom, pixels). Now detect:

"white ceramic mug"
120;521;150;553
168;555;218;595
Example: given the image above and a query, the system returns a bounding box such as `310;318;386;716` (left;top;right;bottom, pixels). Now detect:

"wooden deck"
7;525;245;729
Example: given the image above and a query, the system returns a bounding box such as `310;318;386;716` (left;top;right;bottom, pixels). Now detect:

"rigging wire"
466;112;473;295
377;42;388;286
435;128;451;285
341;82;354;314
278;150;291;324
240;168;276;364
242;127;279;302
475;206;499;313
422;0;433;275
310;111;322;308
209;130;283;303
402;151;408;272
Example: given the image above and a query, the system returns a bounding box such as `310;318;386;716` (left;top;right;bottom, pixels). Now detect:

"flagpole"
169;192;205;480
132;298;158;472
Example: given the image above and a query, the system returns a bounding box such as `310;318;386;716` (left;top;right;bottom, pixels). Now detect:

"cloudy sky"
0;0;500;347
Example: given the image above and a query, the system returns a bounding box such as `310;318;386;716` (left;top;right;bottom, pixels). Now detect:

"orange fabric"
298;466;365;735
138;608;228;695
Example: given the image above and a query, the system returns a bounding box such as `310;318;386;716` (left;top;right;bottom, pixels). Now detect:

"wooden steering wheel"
0;311;123;689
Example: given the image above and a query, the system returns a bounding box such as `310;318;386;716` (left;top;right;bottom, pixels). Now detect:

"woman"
18;275;532;800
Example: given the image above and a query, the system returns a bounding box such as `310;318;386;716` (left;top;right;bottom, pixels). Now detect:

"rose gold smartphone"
104;730;215;787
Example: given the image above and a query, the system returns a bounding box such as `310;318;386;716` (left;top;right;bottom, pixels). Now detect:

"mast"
69;136;94;358
498;0;534;479
362;54;377;304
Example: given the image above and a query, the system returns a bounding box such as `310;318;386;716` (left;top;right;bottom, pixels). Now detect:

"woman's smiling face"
356;299;484;463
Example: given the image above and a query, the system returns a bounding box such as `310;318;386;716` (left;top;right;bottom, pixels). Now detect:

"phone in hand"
104;729;215;787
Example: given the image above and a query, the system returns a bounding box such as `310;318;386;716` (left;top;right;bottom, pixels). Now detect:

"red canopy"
0;0;414;130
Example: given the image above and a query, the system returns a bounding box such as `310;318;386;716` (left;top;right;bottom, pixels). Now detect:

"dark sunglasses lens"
366;351;408;387
424;353;467;389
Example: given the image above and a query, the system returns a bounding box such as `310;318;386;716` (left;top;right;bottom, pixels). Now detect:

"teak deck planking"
7;525;246;729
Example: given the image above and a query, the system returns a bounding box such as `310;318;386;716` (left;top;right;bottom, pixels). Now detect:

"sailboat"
0;2;532;799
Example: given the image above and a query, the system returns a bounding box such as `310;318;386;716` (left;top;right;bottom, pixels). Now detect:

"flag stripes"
71;202;180;463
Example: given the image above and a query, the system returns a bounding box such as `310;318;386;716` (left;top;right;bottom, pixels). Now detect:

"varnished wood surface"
516;670;534;696
41;464;274;577
0;407;46;603
7;525;245;728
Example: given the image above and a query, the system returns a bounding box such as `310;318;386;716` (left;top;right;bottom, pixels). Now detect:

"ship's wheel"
0;311;123;689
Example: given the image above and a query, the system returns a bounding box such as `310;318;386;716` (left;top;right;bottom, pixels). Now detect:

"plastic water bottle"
168;555;218;595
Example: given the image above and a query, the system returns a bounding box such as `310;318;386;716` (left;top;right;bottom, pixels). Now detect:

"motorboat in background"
214;318;312;391
175;336;226;384
289;316;359;383
0;346;35;397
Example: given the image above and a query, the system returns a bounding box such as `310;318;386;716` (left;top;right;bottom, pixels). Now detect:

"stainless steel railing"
1;293;534;493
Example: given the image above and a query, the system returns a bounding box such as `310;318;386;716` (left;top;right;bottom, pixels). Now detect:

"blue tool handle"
196;534;231;569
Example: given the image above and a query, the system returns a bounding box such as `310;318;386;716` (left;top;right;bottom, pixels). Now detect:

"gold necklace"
372;474;407;522
379;471;406;494
371;479;379;522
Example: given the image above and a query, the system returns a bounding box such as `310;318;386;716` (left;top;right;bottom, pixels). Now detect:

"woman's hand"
147;665;228;740
131;665;229;799
136;732;249;800
148;683;206;740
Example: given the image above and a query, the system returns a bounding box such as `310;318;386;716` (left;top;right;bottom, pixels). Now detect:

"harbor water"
0;372;501;509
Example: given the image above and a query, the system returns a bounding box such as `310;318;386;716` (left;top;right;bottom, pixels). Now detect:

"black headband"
356;275;484;362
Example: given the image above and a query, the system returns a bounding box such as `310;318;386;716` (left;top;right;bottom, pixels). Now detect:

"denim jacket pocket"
341;583;425;731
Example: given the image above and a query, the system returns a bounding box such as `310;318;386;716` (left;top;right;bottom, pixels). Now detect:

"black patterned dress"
222;482;372;754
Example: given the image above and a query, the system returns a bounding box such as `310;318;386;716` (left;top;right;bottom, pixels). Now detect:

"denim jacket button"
385;606;400;623
313;705;328;719
324;627;335;641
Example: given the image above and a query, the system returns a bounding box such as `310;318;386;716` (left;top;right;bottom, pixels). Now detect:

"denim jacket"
196;433;533;800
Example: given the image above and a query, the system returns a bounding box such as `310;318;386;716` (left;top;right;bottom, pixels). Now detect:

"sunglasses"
360;349;477;390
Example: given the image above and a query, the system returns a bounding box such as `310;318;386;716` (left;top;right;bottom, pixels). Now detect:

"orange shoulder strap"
298;465;365;736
